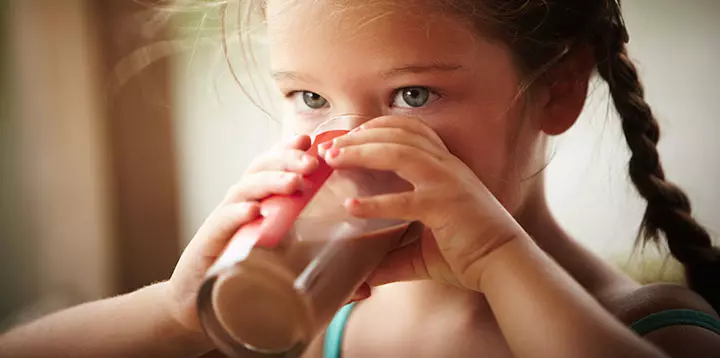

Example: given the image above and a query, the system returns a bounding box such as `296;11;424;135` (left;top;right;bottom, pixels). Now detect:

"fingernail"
326;147;341;159
319;141;333;150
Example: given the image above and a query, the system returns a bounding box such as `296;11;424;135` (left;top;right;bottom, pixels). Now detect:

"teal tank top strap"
631;309;720;336
323;306;720;357
323;302;358;358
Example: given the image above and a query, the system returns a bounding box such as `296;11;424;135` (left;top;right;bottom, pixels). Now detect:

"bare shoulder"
609;283;720;357
610;283;718;323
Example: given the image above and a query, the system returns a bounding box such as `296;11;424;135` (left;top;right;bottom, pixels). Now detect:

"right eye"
289;91;329;111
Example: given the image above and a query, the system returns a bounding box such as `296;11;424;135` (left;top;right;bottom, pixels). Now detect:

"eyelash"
390;86;443;110
283;87;443;109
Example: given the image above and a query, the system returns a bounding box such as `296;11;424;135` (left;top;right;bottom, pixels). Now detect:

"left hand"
319;115;529;291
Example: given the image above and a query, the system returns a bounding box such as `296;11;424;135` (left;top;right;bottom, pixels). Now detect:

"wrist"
448;221;529;292
475;232;535;292
152;282;214;353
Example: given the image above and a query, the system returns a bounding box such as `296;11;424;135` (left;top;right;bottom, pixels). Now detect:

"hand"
320;116;528;291
164;134;320;334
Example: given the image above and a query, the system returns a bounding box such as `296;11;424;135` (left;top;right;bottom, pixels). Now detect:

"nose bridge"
314;114;370;134
331;93;386;125
330;112;372;128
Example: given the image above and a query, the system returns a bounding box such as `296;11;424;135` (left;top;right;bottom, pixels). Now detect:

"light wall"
546;0;720;257
1;0;114;327
0;0;181;326
172;0;720;261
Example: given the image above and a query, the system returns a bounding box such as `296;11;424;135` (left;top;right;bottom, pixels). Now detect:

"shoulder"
612;283;718;324
612;283;720;357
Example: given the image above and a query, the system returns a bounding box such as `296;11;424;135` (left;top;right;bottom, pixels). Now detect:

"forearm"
0;282;213;358
479;237;666;358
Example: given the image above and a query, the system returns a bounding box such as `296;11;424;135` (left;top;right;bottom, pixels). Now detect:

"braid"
593;1;720;311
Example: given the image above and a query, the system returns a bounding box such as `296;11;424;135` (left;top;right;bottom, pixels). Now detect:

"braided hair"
592;0;720;309
465;0;720;310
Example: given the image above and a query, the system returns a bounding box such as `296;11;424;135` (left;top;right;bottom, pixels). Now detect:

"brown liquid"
206;223;407;355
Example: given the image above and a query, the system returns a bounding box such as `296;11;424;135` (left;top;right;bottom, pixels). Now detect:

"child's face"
266;0;547;214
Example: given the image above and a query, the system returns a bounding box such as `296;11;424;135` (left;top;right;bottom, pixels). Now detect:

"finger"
325;127;446;159
397;221;425;248
345;192;420;222
345;192;447;227
272;134;312;151
245;148;318;174
222;171;307;204
194;202;261;258
367;240;430;286
361;116;448;150
323;143;444;185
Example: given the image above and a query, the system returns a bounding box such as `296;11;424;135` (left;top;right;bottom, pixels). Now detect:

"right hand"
165;134;320;334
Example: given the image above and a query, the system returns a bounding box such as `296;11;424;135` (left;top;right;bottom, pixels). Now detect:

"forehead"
265;0;506;74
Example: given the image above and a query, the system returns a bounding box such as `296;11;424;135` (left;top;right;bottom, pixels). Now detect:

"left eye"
391;87;439;108
291;91;328;110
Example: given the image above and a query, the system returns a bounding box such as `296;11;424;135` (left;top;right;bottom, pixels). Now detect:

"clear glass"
197;115;411;357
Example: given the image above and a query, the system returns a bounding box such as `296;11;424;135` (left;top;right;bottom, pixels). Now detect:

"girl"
1;0;719;357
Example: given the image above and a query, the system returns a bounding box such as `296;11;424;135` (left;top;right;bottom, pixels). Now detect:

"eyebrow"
380;63;464;78
272;71;311;82
272;63;464;82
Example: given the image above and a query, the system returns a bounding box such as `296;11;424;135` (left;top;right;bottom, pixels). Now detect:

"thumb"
367;223;435;286
367;240;429;286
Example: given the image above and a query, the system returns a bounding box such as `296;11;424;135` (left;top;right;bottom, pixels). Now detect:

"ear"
537;44;595;136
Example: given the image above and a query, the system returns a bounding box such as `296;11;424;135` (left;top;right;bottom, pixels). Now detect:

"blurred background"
0;0;718;330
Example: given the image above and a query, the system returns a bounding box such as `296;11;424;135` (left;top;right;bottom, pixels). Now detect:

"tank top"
322;303;720;358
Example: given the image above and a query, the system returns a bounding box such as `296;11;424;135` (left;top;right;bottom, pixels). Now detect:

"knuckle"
266;172;290;188
288;149;306;162
226;172;270;197
399;193;414;208
375;114;406;123
275;135;301;150
369;115;395;125
228;202;257;216
391;145;412;161
348;146;365;160
215;204;253;228
372;115;411;130
362;198;380;211
332;135;351;147
277;150;306;170
245;152;274;173
226;182;245;198
249;149;307;173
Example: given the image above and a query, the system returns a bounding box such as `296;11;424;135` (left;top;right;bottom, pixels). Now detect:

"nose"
312;114;372;134
331;97;386;126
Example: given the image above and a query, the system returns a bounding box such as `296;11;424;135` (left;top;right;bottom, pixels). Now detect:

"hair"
457;0;720;311
214;0;720;310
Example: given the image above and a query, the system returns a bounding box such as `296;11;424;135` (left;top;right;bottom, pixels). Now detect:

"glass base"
197;257;313;358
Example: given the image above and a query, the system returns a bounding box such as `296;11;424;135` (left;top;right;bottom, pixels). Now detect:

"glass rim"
311;114;371;137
